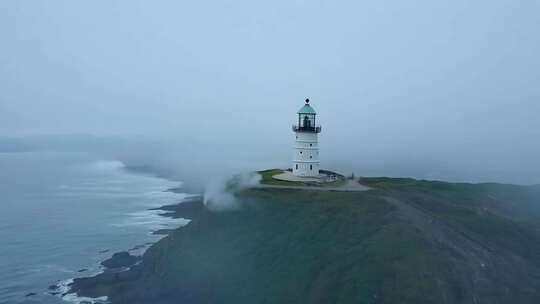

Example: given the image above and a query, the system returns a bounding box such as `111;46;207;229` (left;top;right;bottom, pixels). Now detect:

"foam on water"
58;279;109;304
113;209;191;231
0;154;199;304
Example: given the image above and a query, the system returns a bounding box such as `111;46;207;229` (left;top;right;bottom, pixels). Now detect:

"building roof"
298;104;316;114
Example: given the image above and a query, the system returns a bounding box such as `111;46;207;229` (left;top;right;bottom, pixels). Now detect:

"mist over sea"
0;152;193;304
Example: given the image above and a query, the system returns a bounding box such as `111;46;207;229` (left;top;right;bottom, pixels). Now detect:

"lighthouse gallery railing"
292;125;321;133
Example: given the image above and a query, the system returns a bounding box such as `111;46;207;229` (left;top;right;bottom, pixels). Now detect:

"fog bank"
1;1;539;185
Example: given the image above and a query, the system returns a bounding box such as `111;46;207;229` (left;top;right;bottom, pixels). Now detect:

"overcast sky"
1;0;539;184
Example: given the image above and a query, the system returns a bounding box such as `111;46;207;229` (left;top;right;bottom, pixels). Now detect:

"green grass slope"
70;178;540;304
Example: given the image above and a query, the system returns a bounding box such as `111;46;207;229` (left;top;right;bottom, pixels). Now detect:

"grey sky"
1;0;539;184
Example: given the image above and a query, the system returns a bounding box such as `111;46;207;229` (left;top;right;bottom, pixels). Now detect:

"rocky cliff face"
69;178;540;304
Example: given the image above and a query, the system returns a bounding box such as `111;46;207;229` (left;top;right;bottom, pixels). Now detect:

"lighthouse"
292;98;321;177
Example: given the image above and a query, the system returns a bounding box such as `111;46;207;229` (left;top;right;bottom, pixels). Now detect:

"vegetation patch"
258;169;319;187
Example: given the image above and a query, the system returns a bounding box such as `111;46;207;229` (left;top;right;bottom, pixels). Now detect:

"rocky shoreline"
45;195;206;303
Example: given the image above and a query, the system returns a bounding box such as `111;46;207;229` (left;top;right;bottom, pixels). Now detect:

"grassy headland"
69;177;540;304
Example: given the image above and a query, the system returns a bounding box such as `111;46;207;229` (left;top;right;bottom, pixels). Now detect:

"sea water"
0;152;193;304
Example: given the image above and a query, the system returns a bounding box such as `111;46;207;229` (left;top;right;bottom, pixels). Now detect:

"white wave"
143;189;186;201
112;209;190;232
58;279;109;304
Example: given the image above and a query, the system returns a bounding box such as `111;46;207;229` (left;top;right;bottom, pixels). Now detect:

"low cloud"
203;172;261;211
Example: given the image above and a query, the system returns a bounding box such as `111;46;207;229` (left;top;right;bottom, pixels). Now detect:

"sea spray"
203;172;261;211
57;279;109;304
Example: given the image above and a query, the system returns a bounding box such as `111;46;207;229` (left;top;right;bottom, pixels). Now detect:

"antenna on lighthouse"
305;98;310;103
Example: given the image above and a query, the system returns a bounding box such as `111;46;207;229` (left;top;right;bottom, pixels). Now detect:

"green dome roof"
298;104;316;114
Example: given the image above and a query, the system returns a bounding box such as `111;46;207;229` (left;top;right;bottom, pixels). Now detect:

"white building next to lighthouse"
292;99;321;177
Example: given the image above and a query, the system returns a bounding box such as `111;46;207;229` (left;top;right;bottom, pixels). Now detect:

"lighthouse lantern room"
292;99;321;177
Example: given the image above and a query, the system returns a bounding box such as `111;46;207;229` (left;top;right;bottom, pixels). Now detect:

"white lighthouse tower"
292;98;321;177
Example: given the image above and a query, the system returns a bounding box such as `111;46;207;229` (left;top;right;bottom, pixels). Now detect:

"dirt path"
256;179;371;192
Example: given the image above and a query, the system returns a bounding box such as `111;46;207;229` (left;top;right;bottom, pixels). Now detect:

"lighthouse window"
300;151;302;154
310;156;312;159
295;164;298;170
310;165;313;170
310;144;312;146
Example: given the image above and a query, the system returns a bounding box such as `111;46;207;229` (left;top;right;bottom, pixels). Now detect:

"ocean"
0;152;193;304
